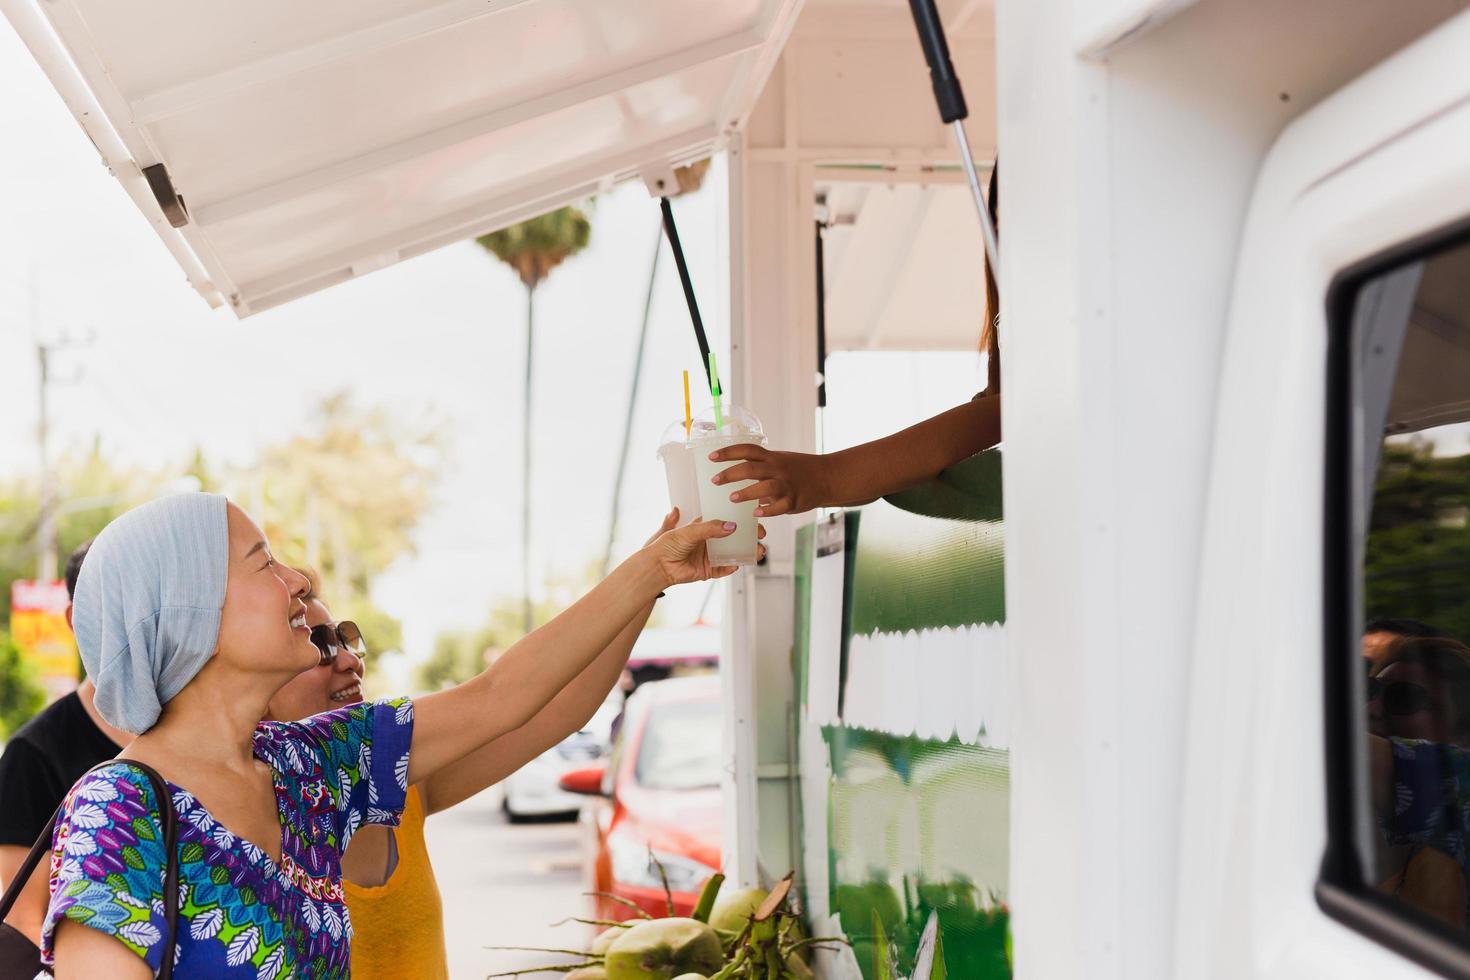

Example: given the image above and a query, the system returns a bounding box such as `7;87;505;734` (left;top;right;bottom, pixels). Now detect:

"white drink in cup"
690;405;766;566
657;420;708;528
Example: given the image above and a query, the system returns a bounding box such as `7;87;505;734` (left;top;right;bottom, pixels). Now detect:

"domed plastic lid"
691;403;764;442
658;418;716;453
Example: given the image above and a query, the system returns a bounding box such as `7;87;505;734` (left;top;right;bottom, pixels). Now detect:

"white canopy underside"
7;0;996;350
4;0;802;315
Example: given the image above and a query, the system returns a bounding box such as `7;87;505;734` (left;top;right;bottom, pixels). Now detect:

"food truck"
8;0;1470;976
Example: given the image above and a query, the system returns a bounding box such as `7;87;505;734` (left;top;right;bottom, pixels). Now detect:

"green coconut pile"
488;868;843;980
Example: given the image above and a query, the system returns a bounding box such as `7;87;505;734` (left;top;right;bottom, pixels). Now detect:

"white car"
502;693;621;822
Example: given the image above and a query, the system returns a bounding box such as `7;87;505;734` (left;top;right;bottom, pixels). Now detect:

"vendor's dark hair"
981;159;1001;394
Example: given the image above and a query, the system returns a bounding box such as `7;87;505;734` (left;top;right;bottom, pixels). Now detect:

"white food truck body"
8;0;1470;976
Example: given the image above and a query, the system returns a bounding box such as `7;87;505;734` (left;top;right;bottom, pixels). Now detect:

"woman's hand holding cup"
646;507;766;587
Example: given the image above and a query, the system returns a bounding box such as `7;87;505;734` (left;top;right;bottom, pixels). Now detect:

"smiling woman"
34;493;754;979
263;569;367;724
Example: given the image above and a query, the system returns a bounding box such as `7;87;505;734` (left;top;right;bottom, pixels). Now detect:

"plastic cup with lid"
690;404;766;566
656;420;711;529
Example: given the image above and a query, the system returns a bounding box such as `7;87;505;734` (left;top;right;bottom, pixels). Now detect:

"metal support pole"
907;0;1001;281
814;220;828;410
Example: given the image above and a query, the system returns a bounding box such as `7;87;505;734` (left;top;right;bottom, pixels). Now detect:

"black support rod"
907;0;1001;281
659;196;714;392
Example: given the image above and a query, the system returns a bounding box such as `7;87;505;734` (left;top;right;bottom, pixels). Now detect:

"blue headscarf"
72;493;230;733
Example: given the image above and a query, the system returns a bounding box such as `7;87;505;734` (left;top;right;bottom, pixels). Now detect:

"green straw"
708;352;724;430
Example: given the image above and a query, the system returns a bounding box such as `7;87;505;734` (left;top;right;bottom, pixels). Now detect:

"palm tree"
476;206;591;634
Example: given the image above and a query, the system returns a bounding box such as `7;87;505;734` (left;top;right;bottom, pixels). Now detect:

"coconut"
707;887;769;934
590;928;624;956
567;969;608;980
604;918;724;980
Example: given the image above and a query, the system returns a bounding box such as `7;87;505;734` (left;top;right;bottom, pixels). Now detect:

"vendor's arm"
406;519;752;788
709;392;1001;517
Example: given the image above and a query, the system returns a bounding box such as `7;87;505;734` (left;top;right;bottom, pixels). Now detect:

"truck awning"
3;0;800;316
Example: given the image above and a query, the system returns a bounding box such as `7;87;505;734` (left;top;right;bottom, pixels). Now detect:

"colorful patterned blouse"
1383;736;1470;863
40;697;415;978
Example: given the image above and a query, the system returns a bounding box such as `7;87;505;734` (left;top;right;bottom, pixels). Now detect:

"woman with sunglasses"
1368;634;1470;928
41;494;751;979
270;510;712;978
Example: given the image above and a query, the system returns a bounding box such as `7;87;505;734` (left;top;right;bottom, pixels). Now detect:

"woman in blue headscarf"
41;493;748;979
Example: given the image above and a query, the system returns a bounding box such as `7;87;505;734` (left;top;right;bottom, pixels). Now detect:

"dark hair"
981;159;1001;395
1366;618;1454;640
64;540;92;600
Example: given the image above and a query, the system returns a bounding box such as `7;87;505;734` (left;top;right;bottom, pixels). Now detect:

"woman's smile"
330;680;363;704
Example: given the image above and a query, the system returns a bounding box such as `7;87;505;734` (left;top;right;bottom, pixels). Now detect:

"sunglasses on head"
1367;676;1434;717
309;621;365;667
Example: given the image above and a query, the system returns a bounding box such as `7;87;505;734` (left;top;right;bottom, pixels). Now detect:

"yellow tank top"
344;785;449;979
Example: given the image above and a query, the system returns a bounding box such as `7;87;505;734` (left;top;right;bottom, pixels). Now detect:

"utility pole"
30;271;88;583
35;339;57;582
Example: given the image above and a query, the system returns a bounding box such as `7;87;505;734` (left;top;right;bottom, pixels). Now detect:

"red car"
561;675;722;920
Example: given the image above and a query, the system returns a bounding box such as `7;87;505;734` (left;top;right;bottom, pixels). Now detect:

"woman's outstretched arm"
406;519;745;788
418;603;647;815
419;510;703;814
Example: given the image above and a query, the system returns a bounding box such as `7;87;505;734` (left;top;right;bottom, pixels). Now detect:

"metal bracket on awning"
142;163;189;228
644;160;716;394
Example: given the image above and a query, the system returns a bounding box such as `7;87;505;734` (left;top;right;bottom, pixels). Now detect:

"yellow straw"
682;371;692;437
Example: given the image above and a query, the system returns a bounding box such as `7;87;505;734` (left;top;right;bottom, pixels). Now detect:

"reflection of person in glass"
1368;634;1470;928
1363;618;1456;671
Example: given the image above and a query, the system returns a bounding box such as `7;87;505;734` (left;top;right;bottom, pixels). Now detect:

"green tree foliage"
1366;439;1470;642
1;394;443;732
475;206;591;290
417;595;562;691
241;392;444;655
0;443;169;621
0;631;48;737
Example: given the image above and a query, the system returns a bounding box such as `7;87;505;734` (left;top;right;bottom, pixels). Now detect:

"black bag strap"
0;760;181;978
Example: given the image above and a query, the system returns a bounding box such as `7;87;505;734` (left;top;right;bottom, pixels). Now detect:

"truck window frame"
1319;214;1470;980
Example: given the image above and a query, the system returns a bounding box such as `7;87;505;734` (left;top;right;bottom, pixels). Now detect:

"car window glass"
635;700;721;791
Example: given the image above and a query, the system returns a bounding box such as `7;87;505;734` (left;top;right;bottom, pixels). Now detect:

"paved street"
424;787;591;980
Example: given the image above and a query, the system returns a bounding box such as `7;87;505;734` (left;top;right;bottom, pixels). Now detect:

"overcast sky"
0;20;982;688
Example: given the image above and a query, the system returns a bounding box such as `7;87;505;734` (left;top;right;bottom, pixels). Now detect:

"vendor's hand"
648;517;767;587
705;445;829;518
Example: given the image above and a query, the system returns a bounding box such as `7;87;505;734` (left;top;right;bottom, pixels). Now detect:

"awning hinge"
142;163;189;228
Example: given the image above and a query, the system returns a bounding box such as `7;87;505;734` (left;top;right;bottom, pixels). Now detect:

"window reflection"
1360;238;1470;932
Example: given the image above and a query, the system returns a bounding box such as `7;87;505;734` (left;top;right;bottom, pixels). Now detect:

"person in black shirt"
0;541;128;946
